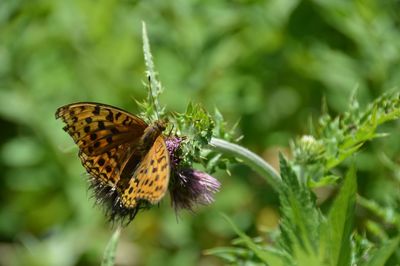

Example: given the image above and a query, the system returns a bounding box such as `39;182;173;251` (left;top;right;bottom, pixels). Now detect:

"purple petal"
170;168;220;212
165;136;183;166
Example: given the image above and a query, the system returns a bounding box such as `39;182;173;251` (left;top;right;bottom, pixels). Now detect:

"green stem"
101;226;122;266
142;21;161;111
210;138;281;191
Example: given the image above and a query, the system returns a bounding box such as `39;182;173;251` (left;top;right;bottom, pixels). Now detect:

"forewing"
56;102;148;187
121;135;170;208
55;102;147;155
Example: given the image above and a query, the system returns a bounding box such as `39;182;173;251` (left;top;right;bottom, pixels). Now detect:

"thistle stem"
101;226;122;266
142;21;161;112
210;138;282;191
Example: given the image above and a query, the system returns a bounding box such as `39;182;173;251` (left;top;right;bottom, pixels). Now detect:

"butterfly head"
153;119;168;132
141;119;168;149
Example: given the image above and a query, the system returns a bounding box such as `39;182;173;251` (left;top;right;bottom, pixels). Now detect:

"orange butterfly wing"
121;135;170;208
55;102;148;186
56;102;147;154
79;143;134;185
56;102;171;221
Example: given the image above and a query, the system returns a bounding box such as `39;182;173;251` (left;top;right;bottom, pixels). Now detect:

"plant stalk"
210;138;281;191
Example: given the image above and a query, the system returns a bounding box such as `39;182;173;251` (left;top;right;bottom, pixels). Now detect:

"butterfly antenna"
167;122;174;136
147;75;160;120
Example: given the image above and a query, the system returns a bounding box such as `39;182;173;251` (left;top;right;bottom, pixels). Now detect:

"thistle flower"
165;137;221;212
88;136;220;224
292;135;326;164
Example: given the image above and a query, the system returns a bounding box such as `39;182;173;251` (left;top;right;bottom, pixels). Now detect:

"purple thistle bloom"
170;169;220;211
165;136;183;166
165;136;221;212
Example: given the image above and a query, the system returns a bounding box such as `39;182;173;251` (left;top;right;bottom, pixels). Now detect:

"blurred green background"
1;0;400;265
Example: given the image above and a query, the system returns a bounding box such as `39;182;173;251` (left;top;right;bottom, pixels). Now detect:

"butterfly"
55;102;170;222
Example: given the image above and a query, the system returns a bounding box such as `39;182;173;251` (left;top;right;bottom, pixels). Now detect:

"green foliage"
207;163;359;266
205;108;241;174
172;102;215;167
366;237;400;266
1;1;400;266
278;154;322;259
205;214;285;266
320;166;357;266
209;93;400;265
291;92;400;187
137;22;166;123
358;196;400;230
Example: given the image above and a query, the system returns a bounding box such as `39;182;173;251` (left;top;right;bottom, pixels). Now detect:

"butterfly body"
55;102;170;222
138;120;167;154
